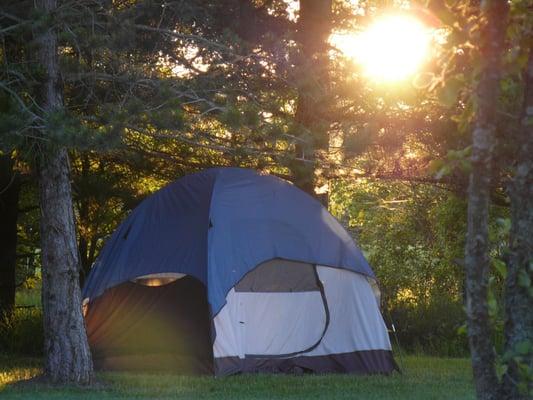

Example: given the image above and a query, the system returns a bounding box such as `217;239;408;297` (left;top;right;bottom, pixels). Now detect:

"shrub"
388;297;469;357
0;307;43;356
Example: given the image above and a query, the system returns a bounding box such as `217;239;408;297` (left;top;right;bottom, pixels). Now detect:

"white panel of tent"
213;288;326;358
213;263;391;360
305;266;391;356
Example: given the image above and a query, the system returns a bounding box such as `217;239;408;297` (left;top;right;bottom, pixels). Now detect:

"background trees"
0;0;531;396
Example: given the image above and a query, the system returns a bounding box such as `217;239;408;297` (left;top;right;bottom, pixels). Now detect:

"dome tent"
82;167;397;376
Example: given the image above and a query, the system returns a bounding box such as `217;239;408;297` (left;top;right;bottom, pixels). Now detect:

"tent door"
85;274;213;373
216;259;329;358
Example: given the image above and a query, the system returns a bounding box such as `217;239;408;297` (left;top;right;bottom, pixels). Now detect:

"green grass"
15;286;41;308
0;355;474;399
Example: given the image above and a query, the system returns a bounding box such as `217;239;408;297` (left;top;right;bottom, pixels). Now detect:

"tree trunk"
0;155;20;316
502;45;533;400
464;1;509;399
292;0;332;200
35;0;93;384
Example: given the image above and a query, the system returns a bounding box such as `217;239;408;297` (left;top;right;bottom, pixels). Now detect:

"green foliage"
331;180;466;302
343;128;374;157
15;283;41;308
329;166;511;358
437;75;465;108
330;179;468;355
220;107;243;129
500;340;533;394
0;308;43;356
391;296;469;356
432;146;471;180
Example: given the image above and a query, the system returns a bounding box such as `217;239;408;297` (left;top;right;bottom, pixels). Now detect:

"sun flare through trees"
332;14;432;82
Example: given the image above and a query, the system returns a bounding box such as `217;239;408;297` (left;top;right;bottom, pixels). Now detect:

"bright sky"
331;14;432;83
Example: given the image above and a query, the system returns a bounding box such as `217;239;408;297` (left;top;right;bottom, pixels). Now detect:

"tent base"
214;350;398;376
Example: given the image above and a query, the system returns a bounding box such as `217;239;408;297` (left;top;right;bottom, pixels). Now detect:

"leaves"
433;146;471;179
517;269;531;289
493;258;507;280
437;76;464;107
457;323;467;336
495;362;508;382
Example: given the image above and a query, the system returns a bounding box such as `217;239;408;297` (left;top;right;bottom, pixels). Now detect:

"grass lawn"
0;355;474;399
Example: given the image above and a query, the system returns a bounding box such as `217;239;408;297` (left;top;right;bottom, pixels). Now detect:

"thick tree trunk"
0;155;20;315
464;1;508;399
293;0;332;200
502;46;533;400
35;0;93;384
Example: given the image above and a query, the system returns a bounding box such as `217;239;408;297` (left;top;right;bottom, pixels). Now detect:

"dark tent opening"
84;275;213;374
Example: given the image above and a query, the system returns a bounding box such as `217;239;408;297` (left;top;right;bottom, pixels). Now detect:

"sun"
332;14;431;83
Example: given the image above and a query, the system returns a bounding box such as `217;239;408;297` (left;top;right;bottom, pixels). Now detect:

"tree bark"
292;0;332;200
465;1;509;399
0;155;20;315
502;45;533;400
35;0;93;384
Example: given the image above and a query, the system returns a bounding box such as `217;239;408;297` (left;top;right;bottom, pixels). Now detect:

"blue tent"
82;168;395;376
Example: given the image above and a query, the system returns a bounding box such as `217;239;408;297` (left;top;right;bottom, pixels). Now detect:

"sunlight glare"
333;15;431;82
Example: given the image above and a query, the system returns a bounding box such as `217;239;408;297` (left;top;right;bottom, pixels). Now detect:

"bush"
0;307;43;356
388;297;469;357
